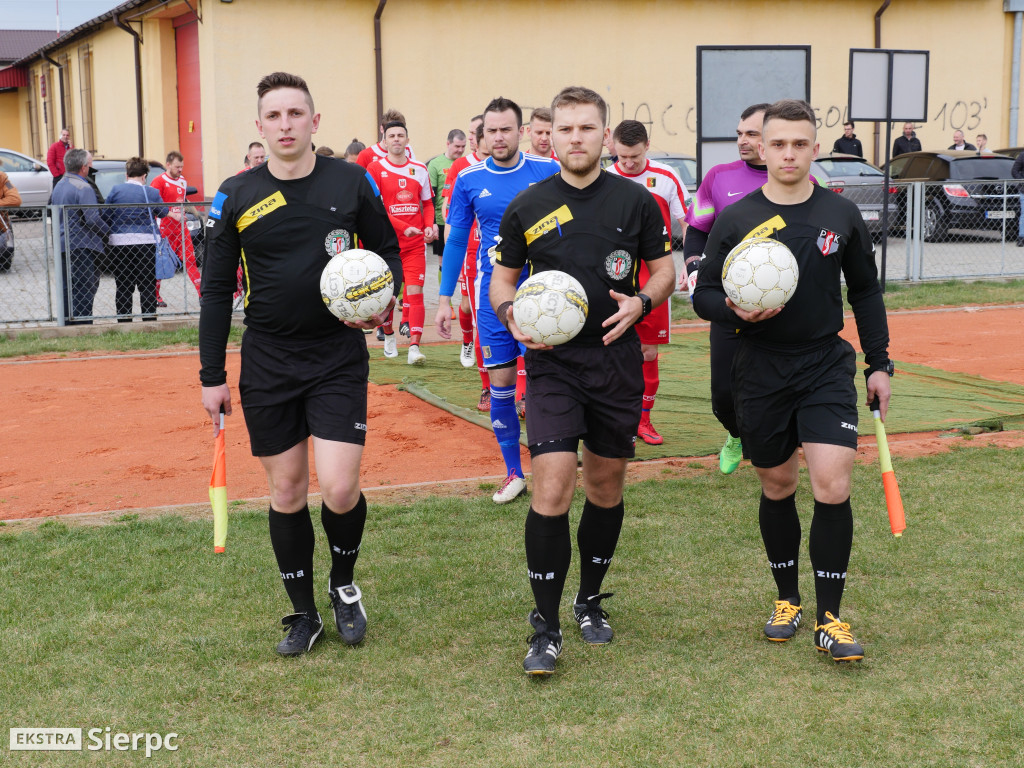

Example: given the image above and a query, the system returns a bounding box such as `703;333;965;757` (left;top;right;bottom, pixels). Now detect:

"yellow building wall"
369;0;1013;165
0;92;26;152
197;0;381;188
85;26;141;159
6;0;1020;190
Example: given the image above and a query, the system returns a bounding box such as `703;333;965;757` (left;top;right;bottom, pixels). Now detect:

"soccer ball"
722;237;799;312
320;249;394;321
512;270;588;346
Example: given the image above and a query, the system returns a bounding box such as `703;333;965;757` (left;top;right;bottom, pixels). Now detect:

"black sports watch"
637;292;652;319
866;360;895;378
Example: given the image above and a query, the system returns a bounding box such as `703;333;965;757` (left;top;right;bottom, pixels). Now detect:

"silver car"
0;147;52;208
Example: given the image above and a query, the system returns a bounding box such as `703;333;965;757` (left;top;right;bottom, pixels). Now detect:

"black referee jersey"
495;170;670;347
199;156;401;386
693;185;889;372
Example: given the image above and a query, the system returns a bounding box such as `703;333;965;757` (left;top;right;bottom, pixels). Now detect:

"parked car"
994;147;1023;159
0;147;51;208
886;150;1019;241
809;153;895;240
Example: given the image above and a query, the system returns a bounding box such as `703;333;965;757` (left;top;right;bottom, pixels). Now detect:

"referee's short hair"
257;71;314;115
484;97;523;128
447;128;466;143
762;99;817;136
551;86;608;127
612;120;648;147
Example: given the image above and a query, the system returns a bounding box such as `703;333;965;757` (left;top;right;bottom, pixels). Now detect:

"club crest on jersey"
605;250;632;280
818;229;841;256
324;229;352;255
646;177;656;188
399;177;407;188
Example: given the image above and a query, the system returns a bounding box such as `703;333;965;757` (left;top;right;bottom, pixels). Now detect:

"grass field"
2;447;1022;767
2;282;1022;765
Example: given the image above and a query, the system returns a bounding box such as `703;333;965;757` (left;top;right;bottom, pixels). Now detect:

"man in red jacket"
46;128;72;186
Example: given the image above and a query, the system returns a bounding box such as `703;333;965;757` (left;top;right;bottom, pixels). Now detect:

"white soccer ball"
512;270;588;346
320;248;394;321
722;237;799;312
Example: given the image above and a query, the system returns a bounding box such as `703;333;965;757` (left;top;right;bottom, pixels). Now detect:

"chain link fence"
879;179;1024;282
0;201;236;328
2;182;1022;328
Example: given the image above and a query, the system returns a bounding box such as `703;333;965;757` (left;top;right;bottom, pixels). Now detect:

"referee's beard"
562;154;600;178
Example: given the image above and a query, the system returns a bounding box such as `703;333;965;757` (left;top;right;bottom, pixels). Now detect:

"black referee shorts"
525;339;644;460
239;328;369;457
732;336;859;469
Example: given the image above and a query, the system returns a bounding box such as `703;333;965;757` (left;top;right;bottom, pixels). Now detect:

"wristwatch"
637;292;652;319
867;360;895;377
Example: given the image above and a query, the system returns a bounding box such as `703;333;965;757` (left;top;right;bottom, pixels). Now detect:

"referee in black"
693;99;892;663
491;86;675;675
200;72;401;657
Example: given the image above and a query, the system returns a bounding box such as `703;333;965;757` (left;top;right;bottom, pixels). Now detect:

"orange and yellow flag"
210;413;228;553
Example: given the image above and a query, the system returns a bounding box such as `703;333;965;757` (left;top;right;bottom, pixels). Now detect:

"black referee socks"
525;508;571;632
759;492;801;605
321;494;367;591
268;505;317;615
577;497;625;601
809;497;853;624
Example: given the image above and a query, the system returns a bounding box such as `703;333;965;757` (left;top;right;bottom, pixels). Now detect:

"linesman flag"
210;412;228;553
873;407;906;538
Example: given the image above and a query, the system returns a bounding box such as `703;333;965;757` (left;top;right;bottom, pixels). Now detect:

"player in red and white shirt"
366;120;436;364
443;124;490;408
151;150;200;300
607;120;691;446
357;109;416;169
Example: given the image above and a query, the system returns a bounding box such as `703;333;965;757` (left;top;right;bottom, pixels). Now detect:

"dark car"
810;153;894;240
994;147;1023;159
886;150;1019;241
92;159;206;269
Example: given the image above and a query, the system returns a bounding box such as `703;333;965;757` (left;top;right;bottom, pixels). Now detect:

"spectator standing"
0;167;21;265
104;157;166;321
892;123;922;157
1012;149;1024;247
949;130;976;151
426;128;467;268
832;121;863;156
976;134;989;153
51;148;108;324
46;128;72;186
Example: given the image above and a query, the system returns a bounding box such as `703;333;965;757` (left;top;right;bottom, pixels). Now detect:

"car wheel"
0;247;12;272
923;201;948;242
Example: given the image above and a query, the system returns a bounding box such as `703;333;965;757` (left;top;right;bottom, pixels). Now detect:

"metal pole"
879;51;895;292
51;206;65;325
1011;12;1022;145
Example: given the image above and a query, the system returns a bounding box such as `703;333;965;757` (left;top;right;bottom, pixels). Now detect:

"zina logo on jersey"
605;250;633;280
817;229;841;256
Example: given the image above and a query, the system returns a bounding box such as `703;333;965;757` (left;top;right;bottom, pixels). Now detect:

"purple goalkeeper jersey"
684;160;768;234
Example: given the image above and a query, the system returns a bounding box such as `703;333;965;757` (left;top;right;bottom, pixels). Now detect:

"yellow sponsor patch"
743;214;786;241
525;204;573;245
237;191;286;233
